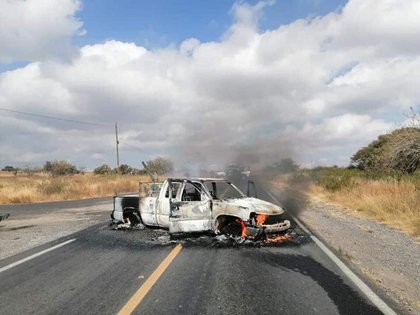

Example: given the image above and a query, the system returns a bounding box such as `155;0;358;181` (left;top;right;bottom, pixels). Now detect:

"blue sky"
1;1;347;72
75;0;346;48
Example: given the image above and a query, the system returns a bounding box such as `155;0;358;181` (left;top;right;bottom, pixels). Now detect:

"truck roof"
168;177;227;182
114;192;139;197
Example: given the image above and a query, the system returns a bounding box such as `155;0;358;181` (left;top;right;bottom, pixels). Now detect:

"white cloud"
0;0;419;169
0;0;83;63
331;0;420;56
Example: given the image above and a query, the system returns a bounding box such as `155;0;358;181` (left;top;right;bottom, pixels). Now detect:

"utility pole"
115;122;120;168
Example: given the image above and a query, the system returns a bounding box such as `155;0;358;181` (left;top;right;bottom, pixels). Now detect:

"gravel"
299;198;420;314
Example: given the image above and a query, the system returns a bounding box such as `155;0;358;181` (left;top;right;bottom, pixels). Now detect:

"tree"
2;166;16;172
44;160;78;176
351;134;389;171
351;127;420;174
384;128;420;173
144;157;173;175
117;164;133;175
94;164;113;175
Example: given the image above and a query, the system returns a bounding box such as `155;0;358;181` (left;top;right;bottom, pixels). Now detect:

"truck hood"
214;197;285;220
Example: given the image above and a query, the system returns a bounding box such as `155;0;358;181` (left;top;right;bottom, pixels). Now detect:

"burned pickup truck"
111;178;290;238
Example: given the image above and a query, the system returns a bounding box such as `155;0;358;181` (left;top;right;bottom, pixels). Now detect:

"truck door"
168;180;212;233
156;181;181;227
139;182;162;226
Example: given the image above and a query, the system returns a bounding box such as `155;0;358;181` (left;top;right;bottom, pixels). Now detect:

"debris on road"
111;222;146;230
110;224;307;248
0;213;10;222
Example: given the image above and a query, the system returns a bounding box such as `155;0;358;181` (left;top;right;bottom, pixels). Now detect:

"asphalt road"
0;187;397;315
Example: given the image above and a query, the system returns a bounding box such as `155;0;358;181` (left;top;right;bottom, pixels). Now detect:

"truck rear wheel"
123;207;141;226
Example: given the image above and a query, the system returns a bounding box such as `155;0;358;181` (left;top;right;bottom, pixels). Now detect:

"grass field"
272;170;420;237
312;177;419;237
310;170;420;236
0;171;149;204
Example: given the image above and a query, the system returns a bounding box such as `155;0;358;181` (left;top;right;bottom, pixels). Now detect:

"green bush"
44;160;78;176
2;165;16;172
117;164;132;175
317;168;358;192
94;164;113;175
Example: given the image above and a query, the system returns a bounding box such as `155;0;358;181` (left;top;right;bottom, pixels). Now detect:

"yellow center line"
117;244;183;315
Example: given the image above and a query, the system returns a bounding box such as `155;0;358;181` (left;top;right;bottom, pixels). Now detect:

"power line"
0;107;122;168
0;107;111;126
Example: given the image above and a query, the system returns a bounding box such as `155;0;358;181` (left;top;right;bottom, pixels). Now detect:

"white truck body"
112;178;290;236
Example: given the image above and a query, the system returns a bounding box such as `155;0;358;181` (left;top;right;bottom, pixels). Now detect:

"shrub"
317;168;358;192
144;157;173;175
117;164;133;175
2;166;16;172
44;160;78;176
94;164;113;175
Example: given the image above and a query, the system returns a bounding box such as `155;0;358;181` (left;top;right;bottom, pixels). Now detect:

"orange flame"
265;233;291;244
255;214;268;226
236;219;247;237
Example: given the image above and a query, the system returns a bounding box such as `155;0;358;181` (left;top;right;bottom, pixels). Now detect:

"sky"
0;0;419;171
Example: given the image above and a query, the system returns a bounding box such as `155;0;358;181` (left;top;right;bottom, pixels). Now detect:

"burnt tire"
123;207;141;226
220;221;242;237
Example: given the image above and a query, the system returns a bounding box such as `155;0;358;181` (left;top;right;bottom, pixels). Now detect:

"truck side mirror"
247;180;257;198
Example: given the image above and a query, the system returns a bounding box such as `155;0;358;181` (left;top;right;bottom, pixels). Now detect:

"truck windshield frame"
203;180;245;200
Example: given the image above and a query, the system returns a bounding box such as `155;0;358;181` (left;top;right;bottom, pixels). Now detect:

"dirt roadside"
0;202;112;260
298;198;420;314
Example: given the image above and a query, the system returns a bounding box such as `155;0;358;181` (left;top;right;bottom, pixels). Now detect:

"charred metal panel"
212;198;285;220
171;200;211;218
168;179;212;233
262;220;291;233
169;219;212;233
139;197;158;226
138;182;162;226
112;195;139;223
139;182;162;198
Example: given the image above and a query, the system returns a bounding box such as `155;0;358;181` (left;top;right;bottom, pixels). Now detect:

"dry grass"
0;172;149;204
312;177;420;237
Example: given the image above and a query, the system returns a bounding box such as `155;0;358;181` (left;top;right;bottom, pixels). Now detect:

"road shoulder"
0;200;112;259
299;198;420;314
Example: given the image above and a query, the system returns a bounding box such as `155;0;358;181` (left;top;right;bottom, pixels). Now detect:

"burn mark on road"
248;251;383;315
109;223;309;248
